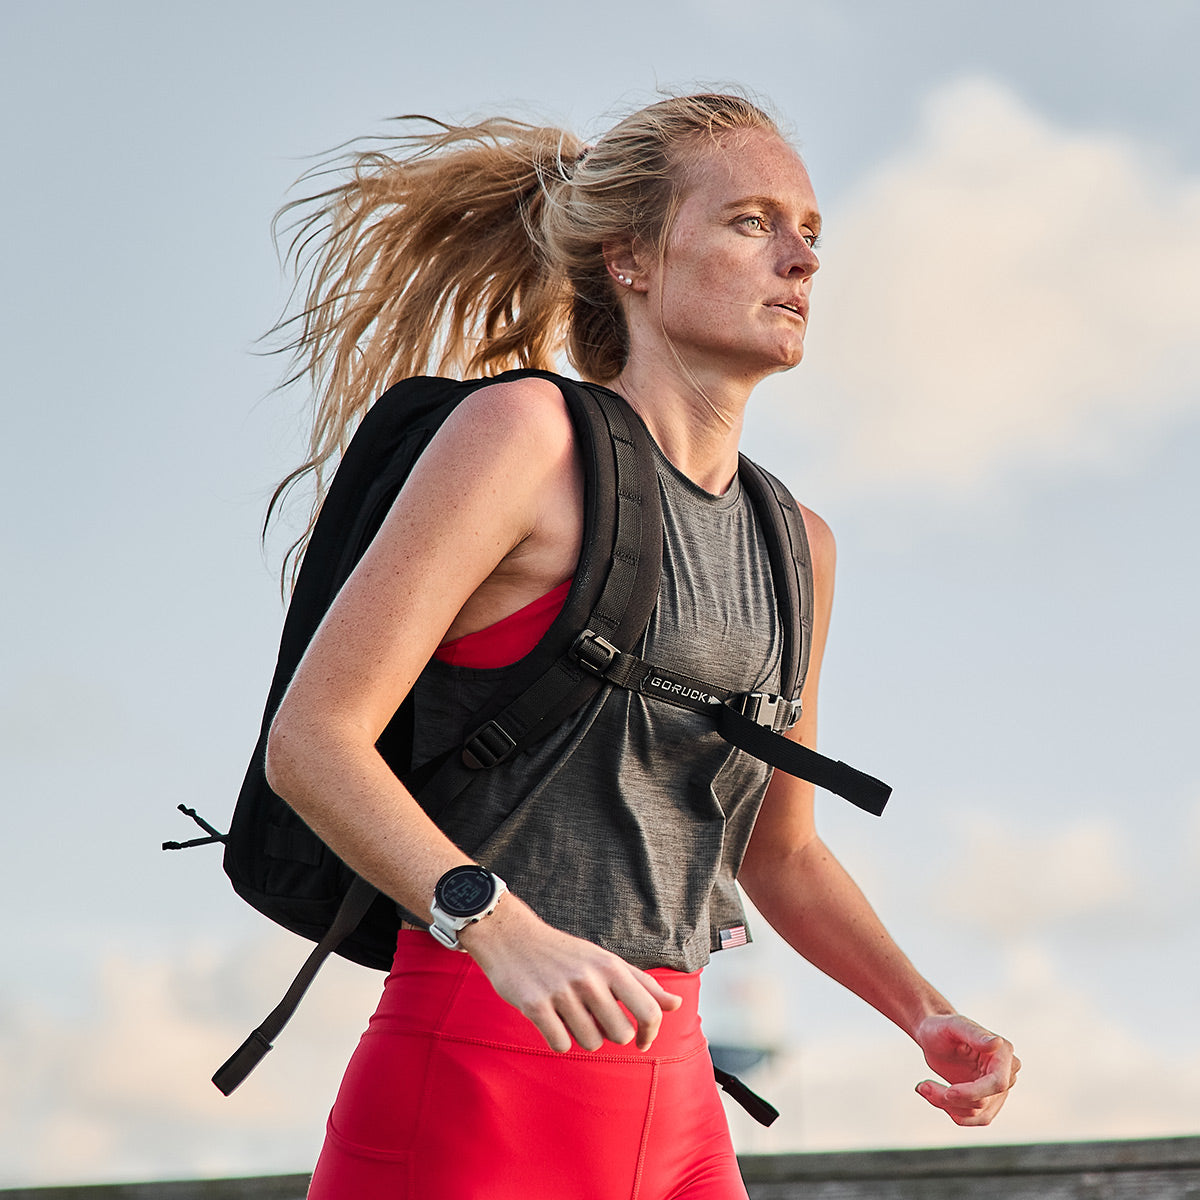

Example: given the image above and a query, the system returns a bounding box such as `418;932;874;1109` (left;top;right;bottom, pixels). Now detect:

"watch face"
436;866;497;918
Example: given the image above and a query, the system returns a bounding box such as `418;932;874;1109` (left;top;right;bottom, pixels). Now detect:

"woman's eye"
741;215;767;232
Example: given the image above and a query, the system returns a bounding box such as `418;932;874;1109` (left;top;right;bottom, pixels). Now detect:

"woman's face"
645;130;821;384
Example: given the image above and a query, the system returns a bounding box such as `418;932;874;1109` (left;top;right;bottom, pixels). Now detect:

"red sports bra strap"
434;580;573;669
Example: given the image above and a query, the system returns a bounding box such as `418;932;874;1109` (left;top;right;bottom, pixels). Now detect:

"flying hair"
265;92;781;590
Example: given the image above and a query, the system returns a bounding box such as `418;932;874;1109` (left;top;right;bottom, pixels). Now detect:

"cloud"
702;806;1199;1155
7;911;1196;1183
0;936;383;1187
1189;795;1200;870
756;77;1200;498
722;939;1200;1155
936;814;1135;938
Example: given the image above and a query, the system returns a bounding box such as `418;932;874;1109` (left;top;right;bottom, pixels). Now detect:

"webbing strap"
212;875;379;1095
713;1064;779;1127
212;745;479;1096
574;633;796;730
572;632;890;815
715;705;891;816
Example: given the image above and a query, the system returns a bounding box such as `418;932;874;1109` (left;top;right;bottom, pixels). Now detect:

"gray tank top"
410;441;785;972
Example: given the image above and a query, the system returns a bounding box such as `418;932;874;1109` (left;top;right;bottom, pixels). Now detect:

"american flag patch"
719;925;748;949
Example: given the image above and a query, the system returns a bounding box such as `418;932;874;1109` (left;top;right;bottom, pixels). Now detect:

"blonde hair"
268;92;780;585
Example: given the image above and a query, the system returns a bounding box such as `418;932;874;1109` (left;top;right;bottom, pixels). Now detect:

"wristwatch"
429;865;508;951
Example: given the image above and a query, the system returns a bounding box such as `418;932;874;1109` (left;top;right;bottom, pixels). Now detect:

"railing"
738;1136;1200;1198
3;1136;1197;1199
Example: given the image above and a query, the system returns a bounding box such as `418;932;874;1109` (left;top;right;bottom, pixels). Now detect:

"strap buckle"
462;721;518;770
572;630;620;677
730;691;802;733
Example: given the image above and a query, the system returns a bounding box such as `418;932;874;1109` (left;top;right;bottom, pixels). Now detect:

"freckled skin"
652;132;822;381
604;131;823;492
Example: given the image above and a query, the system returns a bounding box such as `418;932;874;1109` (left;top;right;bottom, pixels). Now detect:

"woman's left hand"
913;1013;1020;1126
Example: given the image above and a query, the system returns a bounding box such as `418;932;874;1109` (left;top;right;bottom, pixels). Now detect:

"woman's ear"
602;241;647;293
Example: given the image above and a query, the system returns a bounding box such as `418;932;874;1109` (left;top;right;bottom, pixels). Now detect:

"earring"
616;273;632;286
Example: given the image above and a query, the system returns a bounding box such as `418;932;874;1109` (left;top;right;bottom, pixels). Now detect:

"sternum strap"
572;633;891;817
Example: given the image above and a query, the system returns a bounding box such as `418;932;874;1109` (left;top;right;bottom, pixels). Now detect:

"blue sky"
2;0;1198;1185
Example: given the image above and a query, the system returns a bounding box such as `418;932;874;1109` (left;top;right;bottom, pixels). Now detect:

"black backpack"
167;368;889;1108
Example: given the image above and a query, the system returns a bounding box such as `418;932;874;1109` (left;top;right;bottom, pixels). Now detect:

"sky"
2;0;1198;1186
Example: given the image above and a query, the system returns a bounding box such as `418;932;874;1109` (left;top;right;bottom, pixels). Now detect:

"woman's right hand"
458;894;682;1053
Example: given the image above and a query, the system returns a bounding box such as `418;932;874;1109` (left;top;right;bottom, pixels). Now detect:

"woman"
263;93;1019;1199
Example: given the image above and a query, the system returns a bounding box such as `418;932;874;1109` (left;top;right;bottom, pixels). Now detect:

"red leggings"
308;932;748;1200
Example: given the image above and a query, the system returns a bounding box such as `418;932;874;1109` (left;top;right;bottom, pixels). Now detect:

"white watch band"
429;869;508;951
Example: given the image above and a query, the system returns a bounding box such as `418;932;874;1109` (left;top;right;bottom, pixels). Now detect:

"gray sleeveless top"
409;442;784;972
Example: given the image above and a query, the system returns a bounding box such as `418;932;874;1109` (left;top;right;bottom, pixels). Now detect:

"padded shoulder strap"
457;378;664;768
736;457;813;701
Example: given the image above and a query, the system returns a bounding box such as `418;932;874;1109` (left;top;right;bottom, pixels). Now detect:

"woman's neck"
607;355;756;496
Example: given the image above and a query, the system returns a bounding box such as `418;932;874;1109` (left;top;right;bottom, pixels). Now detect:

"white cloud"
6;911;1196;1184
722;939;1200;1155
0;936;383;1187
936;814;1135;938
700;809;1197;1155
1189;795;1200;870
756;77;1200;497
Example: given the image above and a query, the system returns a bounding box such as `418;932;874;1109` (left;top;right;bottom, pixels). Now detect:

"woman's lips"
770;300;808;320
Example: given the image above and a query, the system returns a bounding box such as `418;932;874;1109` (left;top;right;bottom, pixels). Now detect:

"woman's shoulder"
796;502;836;608
460;373;575;430
441;374;577;461
798;503;835;563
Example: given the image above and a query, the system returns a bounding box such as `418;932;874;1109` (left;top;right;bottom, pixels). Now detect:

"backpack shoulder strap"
736;456;813;703
431;377;665;772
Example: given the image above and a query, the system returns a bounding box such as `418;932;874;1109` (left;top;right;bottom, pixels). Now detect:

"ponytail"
266;117;582;587
267;94;780;589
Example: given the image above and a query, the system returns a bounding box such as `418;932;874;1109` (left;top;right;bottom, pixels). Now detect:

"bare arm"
265;378;679;1052
738;506;1019;1125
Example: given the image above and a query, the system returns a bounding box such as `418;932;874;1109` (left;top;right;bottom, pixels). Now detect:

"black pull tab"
212;1029;273;1096
716;704;891;816
712;1064;780;1127
831;762;891;817
211;877;381;1097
